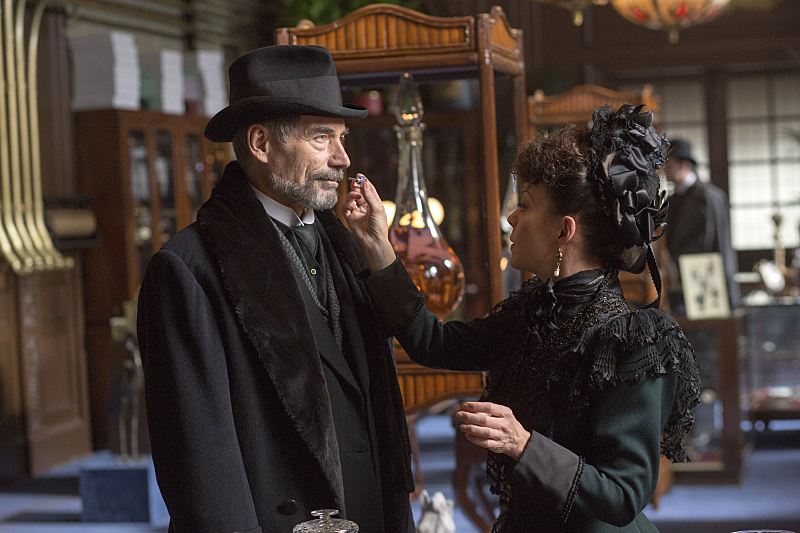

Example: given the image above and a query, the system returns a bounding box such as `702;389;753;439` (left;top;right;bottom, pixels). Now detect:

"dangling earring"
554;248;562;277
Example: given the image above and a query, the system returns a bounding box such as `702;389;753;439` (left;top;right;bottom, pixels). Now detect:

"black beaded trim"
562;455;585;524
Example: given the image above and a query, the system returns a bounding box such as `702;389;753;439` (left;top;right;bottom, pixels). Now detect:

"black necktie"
291;223;327;307
293;223;319;260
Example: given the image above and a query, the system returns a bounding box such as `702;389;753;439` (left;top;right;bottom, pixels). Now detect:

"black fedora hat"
667;138;696;166
204;45;368;142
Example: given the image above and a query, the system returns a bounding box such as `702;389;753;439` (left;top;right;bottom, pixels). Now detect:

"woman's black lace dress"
363;260;701;532
483;269;700;532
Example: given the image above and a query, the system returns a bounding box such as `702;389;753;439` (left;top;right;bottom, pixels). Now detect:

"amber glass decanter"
389;73;465;319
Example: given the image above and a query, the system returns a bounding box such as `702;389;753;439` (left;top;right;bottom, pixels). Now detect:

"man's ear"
557;215;577;247
248;124;270;164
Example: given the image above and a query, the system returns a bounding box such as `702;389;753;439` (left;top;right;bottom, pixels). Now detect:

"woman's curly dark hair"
512;123;625;270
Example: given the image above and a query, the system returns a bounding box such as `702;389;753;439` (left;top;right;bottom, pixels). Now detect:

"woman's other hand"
456;402;531;461
340;174;396;272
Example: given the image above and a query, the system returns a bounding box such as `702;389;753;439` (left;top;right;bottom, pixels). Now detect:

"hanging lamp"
609;0;731;43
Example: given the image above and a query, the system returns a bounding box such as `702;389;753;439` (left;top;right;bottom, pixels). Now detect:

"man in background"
664;138;740;313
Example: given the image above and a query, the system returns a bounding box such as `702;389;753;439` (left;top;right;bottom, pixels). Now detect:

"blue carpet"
1;415;799;532
410;414;800;533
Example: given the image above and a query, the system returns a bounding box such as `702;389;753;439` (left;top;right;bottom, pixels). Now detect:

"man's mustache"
311;169;344;182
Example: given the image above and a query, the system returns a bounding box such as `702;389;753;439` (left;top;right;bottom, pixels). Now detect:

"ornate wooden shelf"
277;5;527;416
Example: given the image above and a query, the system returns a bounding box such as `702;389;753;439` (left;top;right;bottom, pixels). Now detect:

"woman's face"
506;183;563;280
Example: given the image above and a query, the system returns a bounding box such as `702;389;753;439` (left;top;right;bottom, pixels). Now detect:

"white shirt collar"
250;184;315;227
675;170;698;194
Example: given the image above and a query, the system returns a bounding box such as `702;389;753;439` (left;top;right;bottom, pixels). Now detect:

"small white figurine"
417;490;456;533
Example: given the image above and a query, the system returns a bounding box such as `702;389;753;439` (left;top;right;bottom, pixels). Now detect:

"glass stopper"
392;72;424;126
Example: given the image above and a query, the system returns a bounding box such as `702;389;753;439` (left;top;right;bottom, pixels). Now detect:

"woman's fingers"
456;402;530;461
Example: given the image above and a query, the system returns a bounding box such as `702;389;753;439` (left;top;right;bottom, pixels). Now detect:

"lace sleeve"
580;308;702;462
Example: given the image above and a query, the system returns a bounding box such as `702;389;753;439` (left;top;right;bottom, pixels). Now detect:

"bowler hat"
204;45;368;142
667;138;696;166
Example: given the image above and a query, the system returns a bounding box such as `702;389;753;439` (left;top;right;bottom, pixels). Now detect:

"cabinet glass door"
129;130;153;277
185;133;205;221
345;108;490;321
683;325;725;463
155;130;177;246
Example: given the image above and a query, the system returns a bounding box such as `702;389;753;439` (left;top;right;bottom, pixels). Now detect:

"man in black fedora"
137;45;415;533
664;138;740;313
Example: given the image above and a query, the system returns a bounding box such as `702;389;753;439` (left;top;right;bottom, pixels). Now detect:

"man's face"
266;116;350;213
665;157;692;185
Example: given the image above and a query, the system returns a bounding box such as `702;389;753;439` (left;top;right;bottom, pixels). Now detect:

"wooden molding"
529;83;661;127
275;4;474;59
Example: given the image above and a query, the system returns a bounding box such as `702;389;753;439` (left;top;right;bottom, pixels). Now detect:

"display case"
674;316;744;484
75;109;230;451
742;304;800;426
277;7;526;529
276;3;527;414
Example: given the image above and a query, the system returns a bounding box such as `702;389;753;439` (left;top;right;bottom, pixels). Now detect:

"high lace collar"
524;269;609;342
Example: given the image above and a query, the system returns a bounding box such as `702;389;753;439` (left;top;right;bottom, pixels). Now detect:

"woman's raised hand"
340;174;396;272
456;402;531;461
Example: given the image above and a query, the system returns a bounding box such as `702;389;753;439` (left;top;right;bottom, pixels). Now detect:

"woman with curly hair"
342;104;701;532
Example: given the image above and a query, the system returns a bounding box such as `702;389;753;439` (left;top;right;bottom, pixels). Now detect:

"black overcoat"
666;179;741;308
138;162;413;533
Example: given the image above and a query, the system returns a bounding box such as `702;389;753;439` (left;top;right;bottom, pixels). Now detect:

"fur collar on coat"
195;161;413;511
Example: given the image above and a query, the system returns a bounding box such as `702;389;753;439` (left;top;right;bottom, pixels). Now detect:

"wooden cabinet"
742;305;800;426
674;316;744;484
75;109;229;451
0;260;92;479
277;3;528;415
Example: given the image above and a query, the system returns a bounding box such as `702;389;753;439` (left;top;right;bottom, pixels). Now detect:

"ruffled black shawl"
482;269;701;521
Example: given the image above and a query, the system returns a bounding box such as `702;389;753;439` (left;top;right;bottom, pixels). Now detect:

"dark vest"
287;220;385;532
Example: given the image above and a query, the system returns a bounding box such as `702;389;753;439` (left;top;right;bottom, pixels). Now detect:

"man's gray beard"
269;169;343;211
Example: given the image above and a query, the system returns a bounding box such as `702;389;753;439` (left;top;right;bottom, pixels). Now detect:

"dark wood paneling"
17;262;92;477
38;8;74;198
0;266;26;481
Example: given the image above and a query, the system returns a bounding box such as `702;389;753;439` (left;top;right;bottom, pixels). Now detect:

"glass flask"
292;509;358;532
389;73;465;320
500;172;523;297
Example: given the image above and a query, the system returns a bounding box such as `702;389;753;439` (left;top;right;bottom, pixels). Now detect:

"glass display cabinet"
742;304;800;429
277;3;528;413
277;6;527;530
675;316;744;484
75;109;230;451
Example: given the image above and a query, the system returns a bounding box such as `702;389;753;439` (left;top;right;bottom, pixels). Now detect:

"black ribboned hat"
204;45;368;142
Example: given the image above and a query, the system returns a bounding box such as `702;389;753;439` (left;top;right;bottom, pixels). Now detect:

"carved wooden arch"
276;5;528;416
528;83;660;137
275;4;523;77
276;5;475;58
